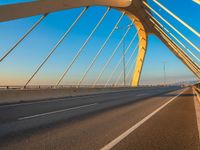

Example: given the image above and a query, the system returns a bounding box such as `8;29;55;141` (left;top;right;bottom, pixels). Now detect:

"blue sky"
0;0;199;86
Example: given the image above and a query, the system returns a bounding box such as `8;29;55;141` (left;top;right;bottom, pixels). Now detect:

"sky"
0;0;199;86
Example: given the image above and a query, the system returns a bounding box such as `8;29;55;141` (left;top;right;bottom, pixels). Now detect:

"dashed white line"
100;88;187;150
18;103;98;120
0;96;97;108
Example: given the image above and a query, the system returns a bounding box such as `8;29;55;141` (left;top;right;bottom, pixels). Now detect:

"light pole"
115;24;132;86
163;61;167;86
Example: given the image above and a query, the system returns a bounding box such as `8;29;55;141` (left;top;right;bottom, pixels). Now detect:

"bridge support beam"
132;33;147;87
0;0;131;22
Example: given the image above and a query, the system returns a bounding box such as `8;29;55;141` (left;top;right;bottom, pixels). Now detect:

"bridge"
0;0;199;149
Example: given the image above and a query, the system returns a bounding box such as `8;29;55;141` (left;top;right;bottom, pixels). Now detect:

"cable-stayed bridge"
0;0;199;149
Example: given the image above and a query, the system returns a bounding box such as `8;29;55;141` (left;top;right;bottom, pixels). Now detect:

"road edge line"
100;88;187;150
193;89;200;143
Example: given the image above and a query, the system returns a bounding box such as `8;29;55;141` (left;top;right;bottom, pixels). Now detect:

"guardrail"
193;82;200;103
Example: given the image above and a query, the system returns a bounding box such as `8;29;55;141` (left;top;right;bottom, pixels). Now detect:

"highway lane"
2;87;176;138
0;87;199;150
111;88;200;150
0;86;179;124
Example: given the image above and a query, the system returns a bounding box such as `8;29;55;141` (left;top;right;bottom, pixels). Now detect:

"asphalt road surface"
0;86;199;150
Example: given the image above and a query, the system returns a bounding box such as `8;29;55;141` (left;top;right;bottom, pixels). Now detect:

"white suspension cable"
127;56;137;86
92;23;133;87
57;7;110;86
153;24;200;75
24;7;88;87
154;25;199;69
0;14;47;62
146;11;200;62
77;11;125;87
105;32;138;87
153;22;200;71
152;0;200;37
143;1;200;53
114;43;139;86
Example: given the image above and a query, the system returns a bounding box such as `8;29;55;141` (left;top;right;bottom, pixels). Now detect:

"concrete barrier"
193;82;200;103
0;87;139;105
0;86;181;105
194;85;200;103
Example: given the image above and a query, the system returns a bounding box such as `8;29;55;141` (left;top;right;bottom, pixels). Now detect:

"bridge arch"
0;0;199;87
120;11;148;86
0;0;149;87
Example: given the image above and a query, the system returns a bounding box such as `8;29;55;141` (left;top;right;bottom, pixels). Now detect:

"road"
0;86;199;150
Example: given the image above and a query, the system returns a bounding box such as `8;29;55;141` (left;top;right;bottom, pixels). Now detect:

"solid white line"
193;89;200;142
18;103;98;120
100;88;187;150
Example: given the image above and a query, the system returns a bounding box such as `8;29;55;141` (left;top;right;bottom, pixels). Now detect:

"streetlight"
115;24;133;86
163;61;167;86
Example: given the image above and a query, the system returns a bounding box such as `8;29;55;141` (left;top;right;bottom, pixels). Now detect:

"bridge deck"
113;88;200;150
0;87;199;150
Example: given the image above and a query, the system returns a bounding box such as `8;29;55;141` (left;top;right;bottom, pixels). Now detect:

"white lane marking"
0;87;177;108
18;103;98;120
0;89;141;108
0;95;97;108
100;88;187;150
193;89;200;142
